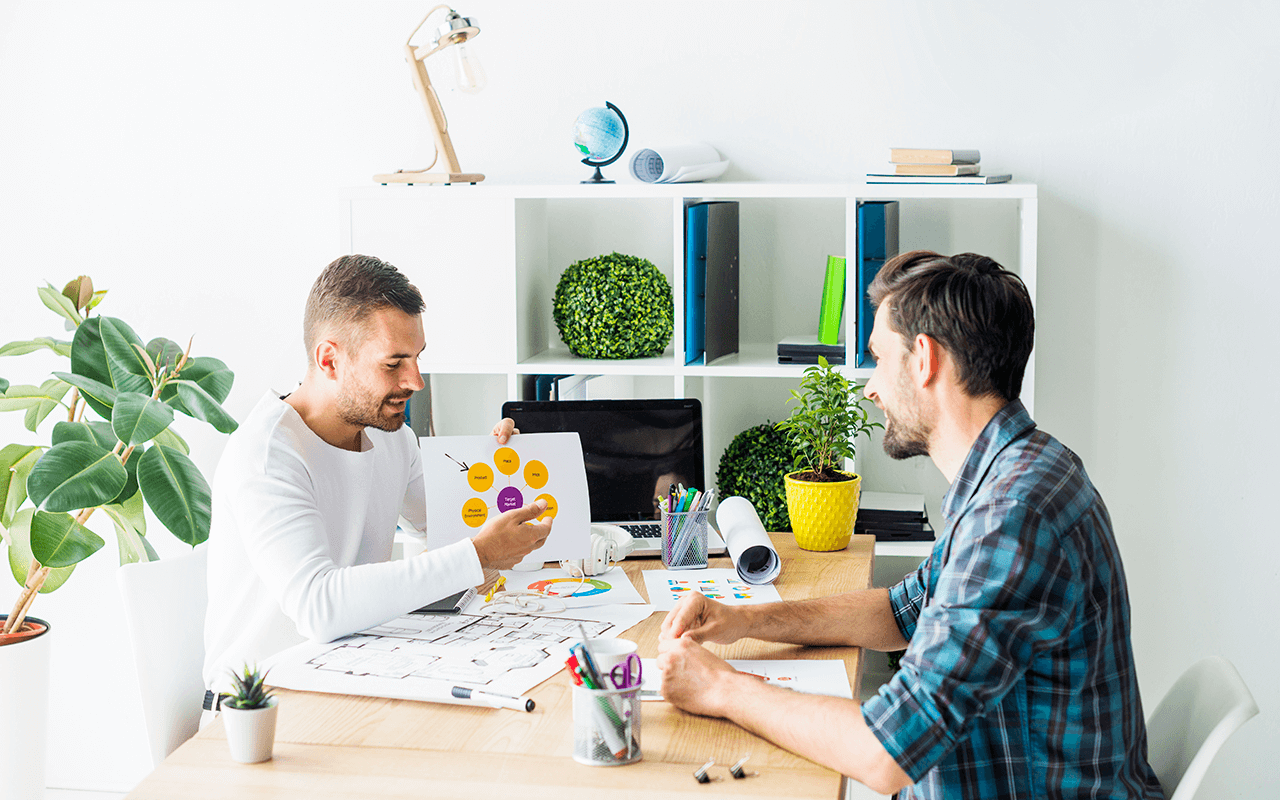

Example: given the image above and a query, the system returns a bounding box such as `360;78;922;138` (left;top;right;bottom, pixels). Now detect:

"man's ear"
315;340;341;380
914;333;944;388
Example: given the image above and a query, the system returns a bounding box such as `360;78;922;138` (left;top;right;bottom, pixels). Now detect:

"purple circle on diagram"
497;486;524;512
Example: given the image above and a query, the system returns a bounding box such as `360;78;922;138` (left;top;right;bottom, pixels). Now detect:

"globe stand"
578;101;628;185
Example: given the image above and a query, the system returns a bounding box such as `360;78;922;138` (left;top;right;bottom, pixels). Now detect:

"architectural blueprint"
266;606;650;702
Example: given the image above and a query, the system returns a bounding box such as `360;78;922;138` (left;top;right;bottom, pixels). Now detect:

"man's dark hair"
302;254;426;364
868;250;1034;402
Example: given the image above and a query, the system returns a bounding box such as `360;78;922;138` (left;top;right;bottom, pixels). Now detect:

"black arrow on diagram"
444;453;470;472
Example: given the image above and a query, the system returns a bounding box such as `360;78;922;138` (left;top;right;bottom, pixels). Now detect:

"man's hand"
471;499;552;569
491;418;519;445
657;634;740;718
660;591;747;645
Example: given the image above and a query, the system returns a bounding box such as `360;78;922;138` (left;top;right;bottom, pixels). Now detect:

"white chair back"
1146;656;1258;800
118;546;209;767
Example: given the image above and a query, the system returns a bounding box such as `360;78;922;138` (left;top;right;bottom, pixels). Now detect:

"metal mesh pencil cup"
572;684;642;766
661;508;709;569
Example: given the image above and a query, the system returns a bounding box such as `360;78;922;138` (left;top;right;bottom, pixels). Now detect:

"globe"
573;105;627;162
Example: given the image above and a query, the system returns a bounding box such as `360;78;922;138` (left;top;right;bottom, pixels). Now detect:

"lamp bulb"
449;41;487;94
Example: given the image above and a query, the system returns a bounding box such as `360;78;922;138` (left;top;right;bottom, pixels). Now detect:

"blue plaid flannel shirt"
862;401;1164;800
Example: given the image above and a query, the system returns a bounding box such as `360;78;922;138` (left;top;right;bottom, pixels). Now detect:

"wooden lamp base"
374;170;485;185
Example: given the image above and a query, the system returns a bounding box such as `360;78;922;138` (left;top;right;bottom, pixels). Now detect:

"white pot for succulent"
221;698;279;764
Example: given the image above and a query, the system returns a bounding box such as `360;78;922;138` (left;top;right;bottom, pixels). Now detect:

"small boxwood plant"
716;422;796;532
552;252;673;359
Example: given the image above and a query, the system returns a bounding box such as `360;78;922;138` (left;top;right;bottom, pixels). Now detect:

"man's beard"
337;379;411;432
881;367;931;460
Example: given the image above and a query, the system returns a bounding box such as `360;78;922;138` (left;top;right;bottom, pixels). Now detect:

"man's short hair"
868;250;1034;402
303;255;426;363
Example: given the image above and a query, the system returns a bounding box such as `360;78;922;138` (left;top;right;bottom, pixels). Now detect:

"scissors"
609;653;643;689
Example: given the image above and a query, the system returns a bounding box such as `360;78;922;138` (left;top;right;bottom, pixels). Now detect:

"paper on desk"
638;658;854;701
642;568;782;611
718;496;781;585
494;566;647;609
264;604;653;703
420;432;590;562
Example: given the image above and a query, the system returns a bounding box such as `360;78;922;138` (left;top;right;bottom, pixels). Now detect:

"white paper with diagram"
420;432;590;562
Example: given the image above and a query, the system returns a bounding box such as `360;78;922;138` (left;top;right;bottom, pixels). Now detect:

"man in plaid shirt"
658;250;1164;799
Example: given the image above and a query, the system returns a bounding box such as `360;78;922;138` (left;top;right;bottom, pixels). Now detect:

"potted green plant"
552;252;674;359
0;276;237;793
221;663;279;763
716;422;797;533
775;356;880;551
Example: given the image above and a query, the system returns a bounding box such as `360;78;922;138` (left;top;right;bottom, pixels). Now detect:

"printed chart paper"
642;568;783;611
639;658;853;701
421;432;590;562
498;567;647;609
265;608;639;703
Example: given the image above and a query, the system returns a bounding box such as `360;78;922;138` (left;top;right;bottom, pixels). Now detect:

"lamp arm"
405;42;462;173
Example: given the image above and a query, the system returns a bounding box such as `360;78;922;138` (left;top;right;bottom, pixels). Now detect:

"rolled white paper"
717;496;781;585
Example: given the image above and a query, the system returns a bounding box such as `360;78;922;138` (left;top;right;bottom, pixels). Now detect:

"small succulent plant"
224;664;275;710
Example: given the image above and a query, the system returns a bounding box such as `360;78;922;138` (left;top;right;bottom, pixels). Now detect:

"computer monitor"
500;398;704;523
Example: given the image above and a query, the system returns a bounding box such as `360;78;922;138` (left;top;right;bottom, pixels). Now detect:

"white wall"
1;1;1276;795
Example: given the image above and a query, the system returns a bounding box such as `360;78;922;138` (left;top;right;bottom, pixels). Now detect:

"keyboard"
620;523;662;540
615;521;727;556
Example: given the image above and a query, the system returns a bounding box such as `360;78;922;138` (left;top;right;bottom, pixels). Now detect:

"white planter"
0;616;51;800
221;699;279;764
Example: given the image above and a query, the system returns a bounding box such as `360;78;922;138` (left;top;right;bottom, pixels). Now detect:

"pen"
670;487;705;566
450;686;535;712
574;627;630;758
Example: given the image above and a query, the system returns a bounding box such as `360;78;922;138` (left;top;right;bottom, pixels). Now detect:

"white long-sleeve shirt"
202;392;483;691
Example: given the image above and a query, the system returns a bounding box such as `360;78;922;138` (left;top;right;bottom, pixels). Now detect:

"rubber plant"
0;276;237;637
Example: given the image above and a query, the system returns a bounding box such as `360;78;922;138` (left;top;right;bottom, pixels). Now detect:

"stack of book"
856;491;935;542
868;149;1011;185
777;254;848;365
777;336;844;365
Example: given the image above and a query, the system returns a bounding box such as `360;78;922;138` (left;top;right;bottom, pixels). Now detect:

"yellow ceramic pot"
784;471;862;551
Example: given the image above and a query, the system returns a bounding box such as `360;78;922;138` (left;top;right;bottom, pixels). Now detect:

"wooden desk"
128;534;874;800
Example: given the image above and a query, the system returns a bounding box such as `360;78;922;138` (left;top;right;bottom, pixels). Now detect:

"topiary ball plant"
552;252;673;359
716;422;796;532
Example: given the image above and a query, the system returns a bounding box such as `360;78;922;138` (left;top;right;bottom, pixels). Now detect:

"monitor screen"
501;399;704;523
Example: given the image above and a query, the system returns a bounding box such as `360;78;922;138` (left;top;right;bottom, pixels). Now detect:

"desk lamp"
375;6;487;185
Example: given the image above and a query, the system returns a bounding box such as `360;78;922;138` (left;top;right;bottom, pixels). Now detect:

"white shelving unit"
340;181;1038;556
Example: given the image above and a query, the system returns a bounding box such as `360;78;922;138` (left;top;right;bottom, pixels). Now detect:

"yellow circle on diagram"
467;462;493;492
494;447;520;476
461;497;488;528
524;460;549;489
534;493;558;521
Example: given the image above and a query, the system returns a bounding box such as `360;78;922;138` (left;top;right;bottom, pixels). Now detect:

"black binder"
684;201;739;365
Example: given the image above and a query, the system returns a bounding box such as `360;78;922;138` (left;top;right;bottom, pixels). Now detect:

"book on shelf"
890;163;980;177
817;255;846;345
777;336;845;365
888;148;980;165
684;200;740;365
866;173;1012;185
856;201;899;368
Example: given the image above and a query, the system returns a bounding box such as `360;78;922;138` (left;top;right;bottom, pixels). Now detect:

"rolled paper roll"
717;496;781;585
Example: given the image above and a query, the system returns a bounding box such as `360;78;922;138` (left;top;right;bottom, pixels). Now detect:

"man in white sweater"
203;255;552;703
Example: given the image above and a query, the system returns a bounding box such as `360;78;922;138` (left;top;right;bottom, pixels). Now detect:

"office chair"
118;546;209;767
1146;656;1259;800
